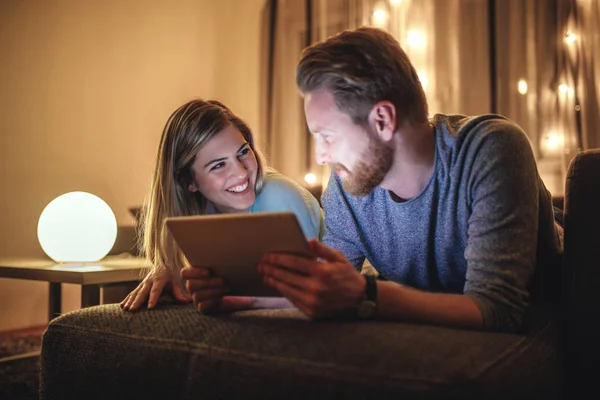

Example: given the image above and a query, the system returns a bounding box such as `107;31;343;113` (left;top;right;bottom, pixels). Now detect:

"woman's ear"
188;183;198;193
368;101;396;142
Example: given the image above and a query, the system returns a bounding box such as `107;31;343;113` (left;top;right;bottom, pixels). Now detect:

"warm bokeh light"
37;191;117;262
564;32;577;44
304;173;317;185
406;30;426;48
390;0;403;5
542;132;564;154
372;8;389;27
558;83;569;93
517;79;528;95
558;83;574;97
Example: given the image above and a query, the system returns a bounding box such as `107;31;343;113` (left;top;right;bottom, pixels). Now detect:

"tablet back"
165;212;311;297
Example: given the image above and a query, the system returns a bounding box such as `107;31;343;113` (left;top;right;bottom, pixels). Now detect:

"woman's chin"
230;193;256;212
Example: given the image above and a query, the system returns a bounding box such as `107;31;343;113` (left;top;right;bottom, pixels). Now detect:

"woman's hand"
120;268;191;312
181;267;256;312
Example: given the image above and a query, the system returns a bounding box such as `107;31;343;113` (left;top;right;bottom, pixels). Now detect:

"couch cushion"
40;304;560;399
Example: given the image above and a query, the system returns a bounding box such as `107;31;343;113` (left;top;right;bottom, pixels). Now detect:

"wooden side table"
0;256;149;321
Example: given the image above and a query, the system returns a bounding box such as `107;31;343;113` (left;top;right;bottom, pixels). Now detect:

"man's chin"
343;180;376;197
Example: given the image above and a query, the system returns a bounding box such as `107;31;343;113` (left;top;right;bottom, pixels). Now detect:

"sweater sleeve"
321;171;366;270
462;119;539;332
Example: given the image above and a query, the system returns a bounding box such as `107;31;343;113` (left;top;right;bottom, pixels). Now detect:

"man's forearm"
376;281;484;329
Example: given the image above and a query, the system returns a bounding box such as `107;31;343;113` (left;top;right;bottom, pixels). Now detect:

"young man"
257;27;563;332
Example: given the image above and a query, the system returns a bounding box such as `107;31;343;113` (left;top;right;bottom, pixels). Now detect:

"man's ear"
368;101;396;142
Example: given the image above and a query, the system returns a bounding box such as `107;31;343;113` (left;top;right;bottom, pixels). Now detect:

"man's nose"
315;143;329;166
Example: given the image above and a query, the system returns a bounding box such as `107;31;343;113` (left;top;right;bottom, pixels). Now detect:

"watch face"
357;300;377;319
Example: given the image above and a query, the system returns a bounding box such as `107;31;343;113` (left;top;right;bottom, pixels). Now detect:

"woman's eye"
239;147;251;157
210;162;225;171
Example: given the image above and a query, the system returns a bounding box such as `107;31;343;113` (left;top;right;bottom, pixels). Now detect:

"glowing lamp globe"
37;191;118;263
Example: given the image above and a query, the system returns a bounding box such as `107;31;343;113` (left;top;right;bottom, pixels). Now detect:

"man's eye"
210;162;225;171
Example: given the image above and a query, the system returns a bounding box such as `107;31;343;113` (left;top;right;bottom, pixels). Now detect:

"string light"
517;79;528;95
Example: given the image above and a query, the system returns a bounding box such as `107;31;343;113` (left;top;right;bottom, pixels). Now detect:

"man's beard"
331;132;394;196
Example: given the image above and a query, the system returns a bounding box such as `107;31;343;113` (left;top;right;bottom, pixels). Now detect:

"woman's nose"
231;158;248;178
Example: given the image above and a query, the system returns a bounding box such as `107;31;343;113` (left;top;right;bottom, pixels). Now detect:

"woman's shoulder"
251;169;315;212
261;170;306;195
252;169;323;240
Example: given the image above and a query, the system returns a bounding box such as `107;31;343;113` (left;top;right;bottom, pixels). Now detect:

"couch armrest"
562;149;600;394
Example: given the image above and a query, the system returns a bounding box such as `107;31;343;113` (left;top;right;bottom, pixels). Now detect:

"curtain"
260;0;357;191
260;0;490;190
384;0;490;116
493;0;562;193
260;0;309;186
558;0;600;158
260;0;600;195
577;0;600;151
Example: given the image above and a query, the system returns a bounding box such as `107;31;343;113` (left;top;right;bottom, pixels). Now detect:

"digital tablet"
165;212;312;297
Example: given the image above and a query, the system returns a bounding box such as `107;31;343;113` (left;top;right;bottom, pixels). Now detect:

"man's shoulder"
433;113;532;163
434;113;526;142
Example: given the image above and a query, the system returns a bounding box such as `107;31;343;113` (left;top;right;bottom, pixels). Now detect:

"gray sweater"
321;114;563;332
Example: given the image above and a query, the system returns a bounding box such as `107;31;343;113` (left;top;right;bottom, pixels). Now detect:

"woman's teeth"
227;180;249;193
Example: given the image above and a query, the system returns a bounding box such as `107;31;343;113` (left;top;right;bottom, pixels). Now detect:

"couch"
39;149;600;399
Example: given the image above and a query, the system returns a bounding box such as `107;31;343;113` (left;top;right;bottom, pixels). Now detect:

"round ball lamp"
37;191;118;263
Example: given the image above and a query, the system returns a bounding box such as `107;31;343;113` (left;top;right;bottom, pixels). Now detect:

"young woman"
121;99;322;312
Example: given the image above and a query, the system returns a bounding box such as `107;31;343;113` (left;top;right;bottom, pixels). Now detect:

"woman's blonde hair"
139;99;267;276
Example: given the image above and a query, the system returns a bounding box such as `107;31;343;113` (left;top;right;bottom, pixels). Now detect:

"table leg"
48;282;62;321
81;285;101;308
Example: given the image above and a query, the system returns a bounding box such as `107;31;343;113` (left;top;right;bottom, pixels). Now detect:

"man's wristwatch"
356;274;378;319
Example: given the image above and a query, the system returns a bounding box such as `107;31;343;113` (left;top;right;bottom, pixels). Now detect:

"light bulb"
517;79;528;95
37;191;118;262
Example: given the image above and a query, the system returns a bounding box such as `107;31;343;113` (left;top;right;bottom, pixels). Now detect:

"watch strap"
356;274;378;319
364;273;377;302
